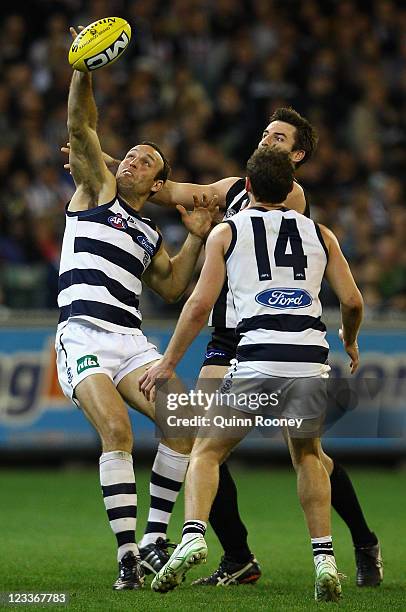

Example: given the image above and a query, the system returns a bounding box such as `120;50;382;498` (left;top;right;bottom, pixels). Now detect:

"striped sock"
100;450;138;562
139;443;189;548
182;520;207;544
312;536;335;567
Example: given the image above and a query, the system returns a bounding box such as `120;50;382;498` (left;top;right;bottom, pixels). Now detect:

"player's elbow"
340;290;364;313
67;121;85;140
67;116;93;138
185;295;211;321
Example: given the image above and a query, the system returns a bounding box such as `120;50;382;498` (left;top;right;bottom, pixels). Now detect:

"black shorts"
201;327;240;368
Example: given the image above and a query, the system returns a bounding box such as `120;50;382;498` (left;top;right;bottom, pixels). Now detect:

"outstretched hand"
177;194;219;240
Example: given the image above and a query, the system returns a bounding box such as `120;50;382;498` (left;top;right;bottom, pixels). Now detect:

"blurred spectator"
0;0;405;315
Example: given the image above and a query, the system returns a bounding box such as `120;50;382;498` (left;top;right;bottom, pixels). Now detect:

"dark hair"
246;148;294;204
269;107;318;167
141;140;171;182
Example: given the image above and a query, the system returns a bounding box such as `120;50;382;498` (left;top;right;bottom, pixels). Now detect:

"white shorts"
55;320;162;402
220;360;328;422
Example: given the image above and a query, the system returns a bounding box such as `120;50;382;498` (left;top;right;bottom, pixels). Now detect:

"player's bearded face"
258;120;297;158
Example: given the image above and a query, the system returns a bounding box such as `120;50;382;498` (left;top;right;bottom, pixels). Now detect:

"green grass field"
0;465;405;611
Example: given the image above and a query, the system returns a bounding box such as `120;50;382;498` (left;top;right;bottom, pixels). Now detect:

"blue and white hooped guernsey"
208;178;310;330
57;195;162;335
224;206;330;377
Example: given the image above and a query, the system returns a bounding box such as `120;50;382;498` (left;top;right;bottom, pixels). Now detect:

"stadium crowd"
0;0;405;315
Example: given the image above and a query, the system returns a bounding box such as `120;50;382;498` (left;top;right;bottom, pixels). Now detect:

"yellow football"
68;17;131;72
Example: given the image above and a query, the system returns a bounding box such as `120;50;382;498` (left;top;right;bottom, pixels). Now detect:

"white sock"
311;535;335;568
181;520;207;544
140;443;189;549
100;450;138;561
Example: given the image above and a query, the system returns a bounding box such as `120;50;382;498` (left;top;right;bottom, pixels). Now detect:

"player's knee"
290;438;320;469
101;420;133;452
161;437;193;455
191;439;225;466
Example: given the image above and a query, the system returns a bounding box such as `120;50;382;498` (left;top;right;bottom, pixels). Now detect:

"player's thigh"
75;373;132;440
195;364;230;409
117;359;181;420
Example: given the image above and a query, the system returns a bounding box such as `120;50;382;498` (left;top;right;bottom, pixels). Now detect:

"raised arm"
61;143;239;212
67;70;116;212
67;151;240;211
150;177;240;211
90;167;306;214
320;224;364;373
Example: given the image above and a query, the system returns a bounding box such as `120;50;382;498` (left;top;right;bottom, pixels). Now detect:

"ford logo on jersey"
137;235;155;256
255;288;313;309
108;214;128;230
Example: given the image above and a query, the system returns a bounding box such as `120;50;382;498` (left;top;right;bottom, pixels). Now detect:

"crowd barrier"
0;323;405;456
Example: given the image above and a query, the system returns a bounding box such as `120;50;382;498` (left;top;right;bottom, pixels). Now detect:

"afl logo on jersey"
108;213;128;230
255;288;313;310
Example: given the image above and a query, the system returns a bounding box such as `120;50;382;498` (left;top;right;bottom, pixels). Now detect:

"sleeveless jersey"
57;195;162;335
225;206;329;377
209;178;310;329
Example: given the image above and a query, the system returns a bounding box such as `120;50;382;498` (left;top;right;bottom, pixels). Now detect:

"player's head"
116;141;171;199
246;147;294;204
258;107;318;168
